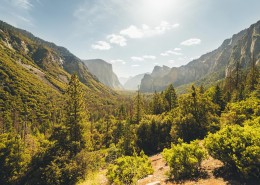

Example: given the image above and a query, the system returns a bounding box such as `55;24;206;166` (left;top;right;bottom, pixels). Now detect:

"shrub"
220;96;260;126
162;139;207;180
106;151;153;185
204;122;260;179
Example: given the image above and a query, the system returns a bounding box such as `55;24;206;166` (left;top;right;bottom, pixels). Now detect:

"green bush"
204;121;260;179
106;151;153;185
220;96;260;126
162;139;207;180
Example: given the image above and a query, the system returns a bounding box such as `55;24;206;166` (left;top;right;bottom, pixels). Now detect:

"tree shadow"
213;166;259;185
165;169;210;184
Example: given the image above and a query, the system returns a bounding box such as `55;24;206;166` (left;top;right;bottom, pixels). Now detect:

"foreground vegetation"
106;151;153;185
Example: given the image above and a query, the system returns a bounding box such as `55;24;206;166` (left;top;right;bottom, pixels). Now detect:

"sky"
0;0;260;78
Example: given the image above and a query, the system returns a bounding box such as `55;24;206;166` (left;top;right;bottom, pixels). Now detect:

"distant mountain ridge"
140;20;260;92
83;59;123;90
119;77;129;86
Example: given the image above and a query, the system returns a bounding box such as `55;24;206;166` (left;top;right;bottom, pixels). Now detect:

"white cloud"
107;34;127;46
131;64;140;67
143;55;156;60
120;25;144;38
91;41;111;50
181;38;201;46
174;48;181;51
171;51;182;55
155;21;179;32
161;50;182;56
168;60;175;64
12;0;32;10
110;59;126;64
131;56;144;61
120;21;179;39
160;53;168;56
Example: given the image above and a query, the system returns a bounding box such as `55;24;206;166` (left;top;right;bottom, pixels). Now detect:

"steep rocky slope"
0;20;114;95
83;59;123;90
140;20;260;92
0;20;117;114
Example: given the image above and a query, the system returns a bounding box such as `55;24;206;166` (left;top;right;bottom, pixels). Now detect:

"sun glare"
141;0;176;19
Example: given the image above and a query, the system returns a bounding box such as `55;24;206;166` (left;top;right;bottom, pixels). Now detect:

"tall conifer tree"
65;74;87;155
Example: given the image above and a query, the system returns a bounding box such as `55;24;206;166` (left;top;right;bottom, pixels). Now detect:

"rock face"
140;20;260;92
124;73;147;90
140;66;171;92
83;59;123;90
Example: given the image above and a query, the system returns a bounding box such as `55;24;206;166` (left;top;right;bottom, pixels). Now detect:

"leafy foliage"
106;151;153;185
162;139;207;180
204;120;260;179
220;95;260;126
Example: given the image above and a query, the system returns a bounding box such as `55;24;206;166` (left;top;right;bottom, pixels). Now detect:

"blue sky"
0;0;260;78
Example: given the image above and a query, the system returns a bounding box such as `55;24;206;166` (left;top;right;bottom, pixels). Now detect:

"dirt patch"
138;154;228;185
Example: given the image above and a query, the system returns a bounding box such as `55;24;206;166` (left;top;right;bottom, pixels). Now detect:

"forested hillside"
0;19;259;185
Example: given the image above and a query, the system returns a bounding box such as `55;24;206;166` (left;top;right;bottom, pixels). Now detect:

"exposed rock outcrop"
83;59;123;90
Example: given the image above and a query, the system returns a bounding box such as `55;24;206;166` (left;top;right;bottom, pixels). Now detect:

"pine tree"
65;74;88;155
212;85;226;115
152;91;164;114
164;84;178;111
199;85;205;94
224;66;234;94
246;53;259;91
134;87;143;124
235;60;240;89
